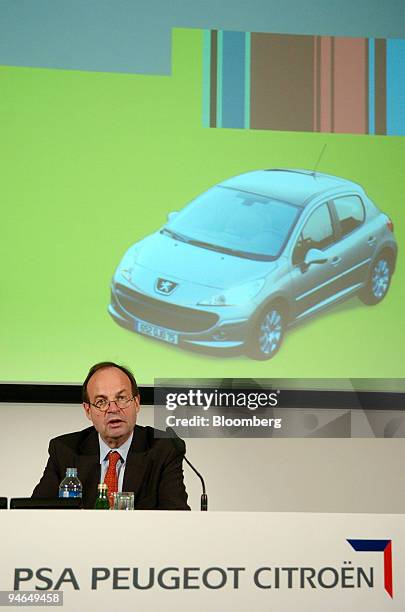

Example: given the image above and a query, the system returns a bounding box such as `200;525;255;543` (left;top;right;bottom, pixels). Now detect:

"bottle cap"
66;467;78;477
98;483;108;491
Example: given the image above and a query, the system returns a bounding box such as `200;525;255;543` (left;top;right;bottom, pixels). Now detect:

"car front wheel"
359;255;392;305
247;306;285;360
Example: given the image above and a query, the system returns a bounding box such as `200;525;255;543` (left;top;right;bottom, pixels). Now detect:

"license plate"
136;320;178;345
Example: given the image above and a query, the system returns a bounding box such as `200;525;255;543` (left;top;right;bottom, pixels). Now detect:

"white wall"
2;402;404;513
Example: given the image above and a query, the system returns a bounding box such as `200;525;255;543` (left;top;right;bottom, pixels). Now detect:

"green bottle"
94;483;110;509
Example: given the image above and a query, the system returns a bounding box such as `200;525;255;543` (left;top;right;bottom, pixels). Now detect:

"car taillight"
387;217;394;232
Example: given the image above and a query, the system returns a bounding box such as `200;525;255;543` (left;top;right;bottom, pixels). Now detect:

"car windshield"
162;186;300;260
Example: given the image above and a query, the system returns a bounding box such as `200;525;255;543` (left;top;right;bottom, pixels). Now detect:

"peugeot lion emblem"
155;278;178;295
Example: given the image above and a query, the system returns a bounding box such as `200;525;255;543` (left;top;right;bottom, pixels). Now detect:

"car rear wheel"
359;255;392;305
247;306;285;360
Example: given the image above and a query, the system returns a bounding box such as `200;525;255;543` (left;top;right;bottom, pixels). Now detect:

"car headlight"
121;268;133;282
198;279;265;306
118;246;141;282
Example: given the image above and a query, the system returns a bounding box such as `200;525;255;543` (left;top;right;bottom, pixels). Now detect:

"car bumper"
109;283;253;349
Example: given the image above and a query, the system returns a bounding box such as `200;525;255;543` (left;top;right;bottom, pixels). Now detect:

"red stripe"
332;37;368;134
384;541;393;598
319;36;332;132
313;36;318;131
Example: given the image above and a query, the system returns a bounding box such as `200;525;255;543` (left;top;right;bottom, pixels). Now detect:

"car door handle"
331;256;342;267
367;236;376;246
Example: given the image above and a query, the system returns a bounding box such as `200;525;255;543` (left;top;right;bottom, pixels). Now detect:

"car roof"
219;169;363;207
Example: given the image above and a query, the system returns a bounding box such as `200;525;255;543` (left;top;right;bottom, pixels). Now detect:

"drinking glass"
112;492;135;510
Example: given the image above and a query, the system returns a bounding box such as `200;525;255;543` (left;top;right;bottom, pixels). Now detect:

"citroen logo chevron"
347;539;393;598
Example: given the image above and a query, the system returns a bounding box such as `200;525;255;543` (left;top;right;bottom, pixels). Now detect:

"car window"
333;195;365;237
292;203;334;265
165;186;300;260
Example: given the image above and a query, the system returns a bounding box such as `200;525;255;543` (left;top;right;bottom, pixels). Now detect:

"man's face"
83;366;140;447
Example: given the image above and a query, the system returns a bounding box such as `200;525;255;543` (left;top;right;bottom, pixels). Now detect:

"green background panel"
1;29;404;384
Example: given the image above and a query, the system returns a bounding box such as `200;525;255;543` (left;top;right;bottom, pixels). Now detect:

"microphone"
166;427;208;511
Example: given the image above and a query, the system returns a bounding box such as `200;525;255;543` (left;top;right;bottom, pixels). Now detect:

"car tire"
359;254;393;305
247;305;285;360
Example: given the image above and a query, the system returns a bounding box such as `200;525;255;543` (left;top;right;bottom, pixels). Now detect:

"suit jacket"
32;425;190;510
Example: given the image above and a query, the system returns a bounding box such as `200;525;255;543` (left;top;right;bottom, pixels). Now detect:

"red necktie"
104;451;121;507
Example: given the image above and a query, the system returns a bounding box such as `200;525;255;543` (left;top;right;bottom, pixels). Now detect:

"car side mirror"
303;248;328;270
168;211;179;222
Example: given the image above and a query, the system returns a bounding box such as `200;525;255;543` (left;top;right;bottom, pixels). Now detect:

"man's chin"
106;423;126;436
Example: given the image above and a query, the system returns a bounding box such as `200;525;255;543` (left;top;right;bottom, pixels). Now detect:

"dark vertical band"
250;33;314;131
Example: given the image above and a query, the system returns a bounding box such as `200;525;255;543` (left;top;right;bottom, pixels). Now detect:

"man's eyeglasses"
88;396;136;412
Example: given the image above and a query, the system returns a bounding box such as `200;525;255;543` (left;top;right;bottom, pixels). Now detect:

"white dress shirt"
98;432;133;492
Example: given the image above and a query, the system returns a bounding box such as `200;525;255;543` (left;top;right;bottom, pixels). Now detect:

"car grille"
114;284;219;333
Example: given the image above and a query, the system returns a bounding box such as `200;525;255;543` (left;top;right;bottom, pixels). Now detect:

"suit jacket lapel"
77;430;100;509
123;427;149;498
123;451;149;497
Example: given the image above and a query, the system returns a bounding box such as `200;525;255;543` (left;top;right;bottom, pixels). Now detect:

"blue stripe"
202;30;211;128
244;32;251;129
217;30;223;128
368;39;375;135
221;31;246;128
348;539;390;552
386;39;405;135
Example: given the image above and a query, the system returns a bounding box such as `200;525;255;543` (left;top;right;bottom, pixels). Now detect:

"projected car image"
109;169;397;359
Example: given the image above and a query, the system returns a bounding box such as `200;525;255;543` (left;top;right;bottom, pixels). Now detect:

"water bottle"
58;467;82;498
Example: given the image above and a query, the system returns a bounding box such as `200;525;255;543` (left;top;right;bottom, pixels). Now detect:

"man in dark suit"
32;362;190;510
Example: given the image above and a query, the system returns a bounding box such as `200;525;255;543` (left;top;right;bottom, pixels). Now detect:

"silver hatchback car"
109;169;397;359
